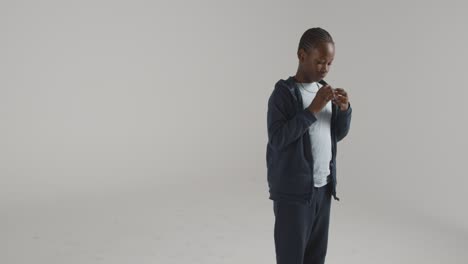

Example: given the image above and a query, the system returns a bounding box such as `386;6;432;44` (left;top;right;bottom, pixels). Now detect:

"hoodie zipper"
330;103;340;201
311;79;340;201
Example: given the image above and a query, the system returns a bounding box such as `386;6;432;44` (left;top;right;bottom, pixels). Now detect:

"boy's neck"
294;71;315;83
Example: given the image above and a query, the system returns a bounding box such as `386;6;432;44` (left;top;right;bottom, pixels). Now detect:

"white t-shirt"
297;81;332;187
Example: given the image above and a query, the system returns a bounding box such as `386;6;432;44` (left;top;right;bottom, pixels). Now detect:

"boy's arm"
267;84;317;151
335;102;352;142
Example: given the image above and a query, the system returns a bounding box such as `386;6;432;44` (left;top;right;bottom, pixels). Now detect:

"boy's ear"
297;49;304;60
298;48;310;63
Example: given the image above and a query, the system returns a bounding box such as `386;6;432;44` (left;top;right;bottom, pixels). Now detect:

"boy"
266;27;352;264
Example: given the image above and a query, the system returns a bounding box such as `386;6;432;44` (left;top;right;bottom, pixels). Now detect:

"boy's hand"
308;84;335;114
332;88;349;111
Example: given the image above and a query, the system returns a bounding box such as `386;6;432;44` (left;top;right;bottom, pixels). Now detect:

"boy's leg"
303;182;333;264
273;200;315;264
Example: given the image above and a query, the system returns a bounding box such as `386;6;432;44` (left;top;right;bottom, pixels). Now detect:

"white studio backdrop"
1;1;467;263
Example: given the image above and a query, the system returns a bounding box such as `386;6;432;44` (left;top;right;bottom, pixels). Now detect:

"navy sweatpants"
273;181;333;264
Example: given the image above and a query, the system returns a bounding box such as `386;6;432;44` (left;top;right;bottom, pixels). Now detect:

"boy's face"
298;42;335;82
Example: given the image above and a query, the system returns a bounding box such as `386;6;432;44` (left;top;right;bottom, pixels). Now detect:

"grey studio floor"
3;174;467;264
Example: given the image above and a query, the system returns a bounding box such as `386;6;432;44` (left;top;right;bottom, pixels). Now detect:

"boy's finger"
336;89;347;95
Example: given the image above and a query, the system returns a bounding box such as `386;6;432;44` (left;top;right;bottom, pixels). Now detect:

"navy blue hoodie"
266;76;352;203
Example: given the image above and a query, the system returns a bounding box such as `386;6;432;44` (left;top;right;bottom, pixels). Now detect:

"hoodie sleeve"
267;82;317;151
335;102;352;142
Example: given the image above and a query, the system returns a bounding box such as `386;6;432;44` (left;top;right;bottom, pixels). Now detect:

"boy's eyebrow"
316;58;333;62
